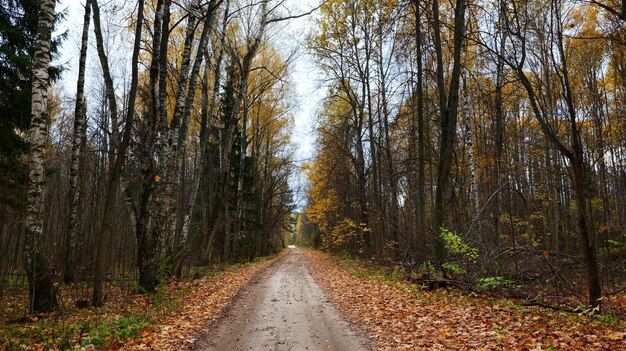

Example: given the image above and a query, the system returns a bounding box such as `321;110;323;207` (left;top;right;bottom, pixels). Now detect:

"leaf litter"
305;250;625;351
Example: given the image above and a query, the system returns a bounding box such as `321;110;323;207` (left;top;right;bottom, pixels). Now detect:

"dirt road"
195;248;371;351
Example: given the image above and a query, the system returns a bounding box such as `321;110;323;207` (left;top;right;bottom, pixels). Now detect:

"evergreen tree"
0;0;63;207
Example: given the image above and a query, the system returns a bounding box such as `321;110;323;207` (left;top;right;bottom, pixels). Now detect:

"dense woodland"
297;0;626;311
1;0;297;313
0;0;625;319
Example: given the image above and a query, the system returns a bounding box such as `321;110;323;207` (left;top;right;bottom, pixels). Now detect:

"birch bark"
25;0;57;313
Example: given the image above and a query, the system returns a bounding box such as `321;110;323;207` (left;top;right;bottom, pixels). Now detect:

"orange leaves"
121;252;284;351
306;250;626;351
0;253;284;350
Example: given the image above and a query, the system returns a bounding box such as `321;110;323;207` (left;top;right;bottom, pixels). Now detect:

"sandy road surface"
195;248;371;351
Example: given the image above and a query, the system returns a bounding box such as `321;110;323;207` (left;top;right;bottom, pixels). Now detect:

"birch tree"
24;0;57;313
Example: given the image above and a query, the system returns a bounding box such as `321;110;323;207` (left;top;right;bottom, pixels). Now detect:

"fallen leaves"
305;250;626;351
121;251;285;351
0;252;284;351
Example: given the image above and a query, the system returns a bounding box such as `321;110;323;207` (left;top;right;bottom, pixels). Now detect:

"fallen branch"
406;276;468;291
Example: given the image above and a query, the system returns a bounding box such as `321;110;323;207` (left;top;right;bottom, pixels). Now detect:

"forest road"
194;248;372;351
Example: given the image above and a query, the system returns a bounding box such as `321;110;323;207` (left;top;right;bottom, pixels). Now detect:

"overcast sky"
54;0;324;208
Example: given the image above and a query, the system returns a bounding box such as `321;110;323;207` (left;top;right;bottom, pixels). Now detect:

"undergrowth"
326;250;624;329
0;251;281;350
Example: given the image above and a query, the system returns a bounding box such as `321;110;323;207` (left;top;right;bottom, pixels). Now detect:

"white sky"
54;0;324;208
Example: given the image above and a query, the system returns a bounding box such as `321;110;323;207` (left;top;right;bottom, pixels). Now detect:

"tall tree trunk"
160;5;199;253
363;44;379;253
509;28;602;308
169;2;218;266
208;0;268;262
463;77;479;220
413;0;427;253
135;0;168;294
572;155;602;307
175;2;217;212
493;0;506;249
233;93;248;261
554;1;602;307
377;27;399;259
407;85;418;250
179;54;210;257
92;0;144;306
91;0;118;141
176;52;213;273
355;118;368;250
432;0;467;263
64;0;92;284
171;3;217;242
173;0;219;268
25;0;57;313
200;0;230;261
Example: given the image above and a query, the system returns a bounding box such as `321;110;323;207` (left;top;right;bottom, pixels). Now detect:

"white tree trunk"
463;77;480;220
25;0;57;313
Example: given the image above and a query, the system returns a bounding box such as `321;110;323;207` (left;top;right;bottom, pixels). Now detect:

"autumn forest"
1;0;626;349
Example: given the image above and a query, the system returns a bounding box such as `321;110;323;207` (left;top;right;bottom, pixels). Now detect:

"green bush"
477;276;511;291
442;262;466;275
440;227;478;262
439;227;478;277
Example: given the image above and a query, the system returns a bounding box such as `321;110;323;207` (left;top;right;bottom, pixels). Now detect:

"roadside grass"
0;252;281;351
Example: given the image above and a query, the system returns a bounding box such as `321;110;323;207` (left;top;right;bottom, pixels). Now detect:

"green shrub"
477;276;511;291
442;262;466;275
440;227;478;262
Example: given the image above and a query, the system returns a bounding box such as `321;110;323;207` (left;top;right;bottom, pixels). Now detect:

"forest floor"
0;252;283;351
307;250;626;350
2;248;625;350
